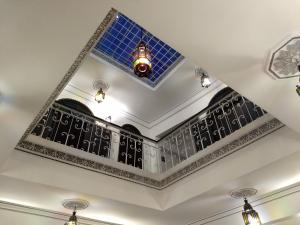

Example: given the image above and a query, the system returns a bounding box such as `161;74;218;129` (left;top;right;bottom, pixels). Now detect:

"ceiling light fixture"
95;88;105;103
132;28;152;77
93;80;109;103
65;210;78;225
242;198;262;225
296;65;300;96
63;199;89;225
195;67;211;88
230;188;261;225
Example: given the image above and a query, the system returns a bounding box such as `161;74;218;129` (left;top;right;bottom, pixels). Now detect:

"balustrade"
31;91;266;174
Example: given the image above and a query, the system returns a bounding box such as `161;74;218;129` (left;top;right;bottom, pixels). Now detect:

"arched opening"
56;98;94;116
32;98;111;158
118;124;143;169
191;87;265;151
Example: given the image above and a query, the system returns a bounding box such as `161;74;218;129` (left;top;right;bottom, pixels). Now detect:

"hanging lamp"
132;28;152;77
95;88;105;103
230;188;262;225
242;198;262;225
65;210;78;225
93;80;109;103
63;199;89;225
195;67;211;88
296;65;300;96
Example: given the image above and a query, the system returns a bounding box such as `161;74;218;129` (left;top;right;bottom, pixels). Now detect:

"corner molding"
16;118;284;189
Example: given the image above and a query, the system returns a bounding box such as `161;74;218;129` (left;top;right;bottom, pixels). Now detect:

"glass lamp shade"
242;199;261;225
64;211;78;225
95;88;105;103
201;74;211;88
133;41;152;77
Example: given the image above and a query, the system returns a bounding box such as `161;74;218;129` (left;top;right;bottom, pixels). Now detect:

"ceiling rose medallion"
267;35;300;95
267;36;300;79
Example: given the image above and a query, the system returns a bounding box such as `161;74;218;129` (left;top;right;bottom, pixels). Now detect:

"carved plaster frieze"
16;118;284;189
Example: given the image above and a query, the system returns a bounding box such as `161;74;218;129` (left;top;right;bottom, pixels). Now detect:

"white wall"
0;201;114;225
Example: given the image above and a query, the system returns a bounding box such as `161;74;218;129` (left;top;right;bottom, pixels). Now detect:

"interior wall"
57;82;227;140
57;90;152;137
0;201;114;225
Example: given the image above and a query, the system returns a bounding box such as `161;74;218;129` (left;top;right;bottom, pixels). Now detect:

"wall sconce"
63;199;89;225
230;188;261;225
195;67;211;88
93;80;109;103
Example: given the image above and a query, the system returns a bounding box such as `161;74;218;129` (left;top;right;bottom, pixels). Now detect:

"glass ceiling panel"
93;12;184;88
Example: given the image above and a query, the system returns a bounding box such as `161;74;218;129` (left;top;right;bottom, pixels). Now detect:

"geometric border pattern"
16;118;284;189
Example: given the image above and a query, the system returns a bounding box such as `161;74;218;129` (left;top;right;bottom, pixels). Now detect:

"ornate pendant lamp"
230;188;262;225
93;80;109;103
296;65;300;96
63;199;89;225
133;28;152;77
242;198;262;225
95;88;105;103
195;67;211;88
65;210;78;225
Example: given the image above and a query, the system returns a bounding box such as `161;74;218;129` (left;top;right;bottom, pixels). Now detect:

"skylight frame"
92;12;184;89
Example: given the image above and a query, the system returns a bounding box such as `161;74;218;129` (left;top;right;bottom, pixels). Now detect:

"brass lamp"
230;188;262;225
95;88;105;103
242;198;261;225
65;210;78;225
63;199;89;225
93;80;109;103
132;29;152;77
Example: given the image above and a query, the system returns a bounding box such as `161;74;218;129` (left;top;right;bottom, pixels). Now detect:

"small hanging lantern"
242;198;262;225
195;67;211;88
93;80;109;103
296;66;300;96
133;29;152;77
65;210;78;225
95;88;105;103
63;199;89;225
200;73;211;88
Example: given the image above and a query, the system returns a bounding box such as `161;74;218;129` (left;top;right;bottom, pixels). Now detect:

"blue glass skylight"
93;12;184;88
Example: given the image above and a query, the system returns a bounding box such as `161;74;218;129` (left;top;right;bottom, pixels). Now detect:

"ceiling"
1;1;300;225
63;54;218;127
2;124;300;225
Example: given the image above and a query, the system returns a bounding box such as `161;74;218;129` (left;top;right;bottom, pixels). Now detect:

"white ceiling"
64;54;218;125
1;1;300;225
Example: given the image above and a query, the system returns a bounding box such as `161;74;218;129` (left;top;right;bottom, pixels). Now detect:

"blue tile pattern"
93;13;183;87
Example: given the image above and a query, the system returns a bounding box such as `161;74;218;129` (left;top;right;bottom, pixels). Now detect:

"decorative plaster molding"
14;8;284;189
267;36;300;79
16;118;284;189
16;141;161;189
